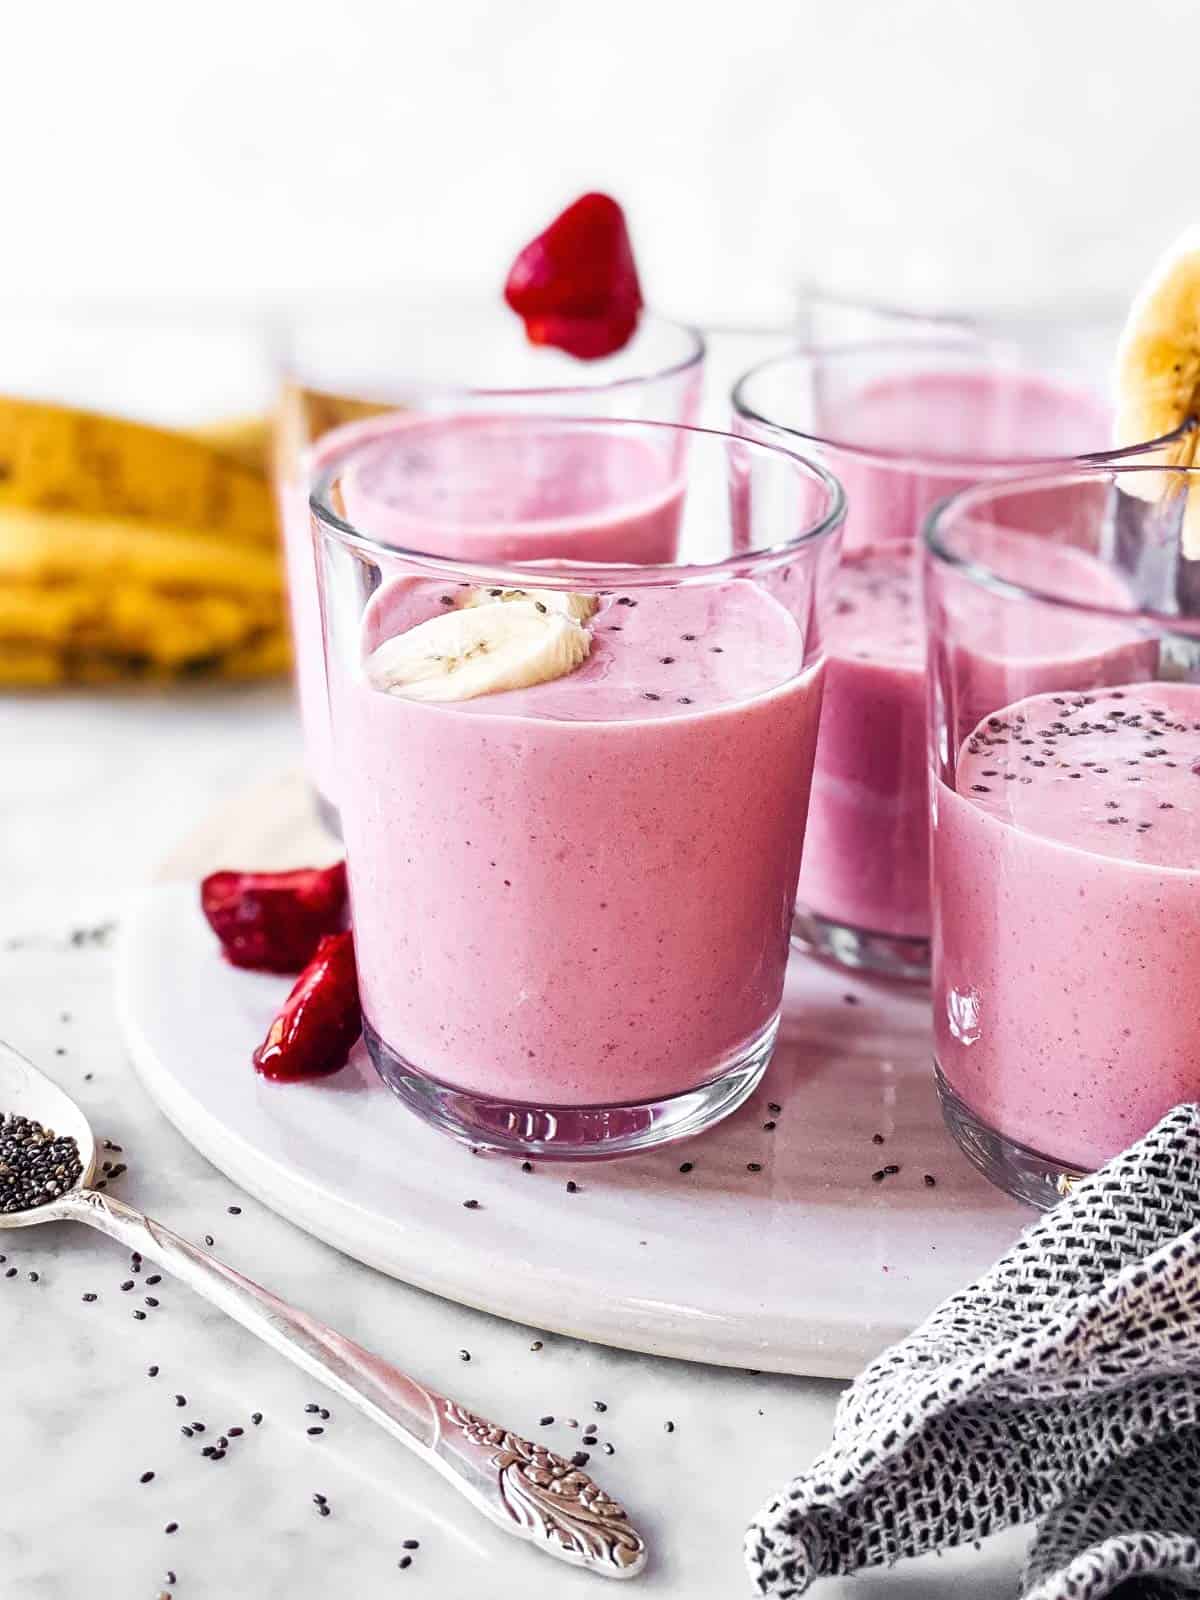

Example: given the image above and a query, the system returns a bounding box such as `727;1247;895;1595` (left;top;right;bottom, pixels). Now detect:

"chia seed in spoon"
0;1113;82;1212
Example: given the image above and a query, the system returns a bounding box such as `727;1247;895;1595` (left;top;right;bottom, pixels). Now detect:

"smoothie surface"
955;682;1200;868
363;577;808;722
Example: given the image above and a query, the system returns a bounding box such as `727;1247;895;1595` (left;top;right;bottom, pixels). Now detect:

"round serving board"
117;771;1028;1379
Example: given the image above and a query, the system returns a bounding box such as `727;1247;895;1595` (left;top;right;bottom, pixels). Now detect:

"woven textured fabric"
745;1105;1200;1600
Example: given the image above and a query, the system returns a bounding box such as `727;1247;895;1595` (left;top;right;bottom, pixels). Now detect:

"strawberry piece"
521;304;642;361
201;863;348;974
504;193;643;359
253;931;361;1081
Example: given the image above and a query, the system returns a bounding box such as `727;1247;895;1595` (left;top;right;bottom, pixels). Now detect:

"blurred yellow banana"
0;397;277;542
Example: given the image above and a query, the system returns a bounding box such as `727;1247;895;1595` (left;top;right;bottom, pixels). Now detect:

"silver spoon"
0;1040;647;1581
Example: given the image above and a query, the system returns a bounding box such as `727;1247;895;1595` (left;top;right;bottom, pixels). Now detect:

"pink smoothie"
284;414;684;810
934;682;1200;1170
796;368;1111;947
334;579;823;1106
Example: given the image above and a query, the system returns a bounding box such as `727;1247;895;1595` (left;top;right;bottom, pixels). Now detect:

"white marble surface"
0;687;1030;1597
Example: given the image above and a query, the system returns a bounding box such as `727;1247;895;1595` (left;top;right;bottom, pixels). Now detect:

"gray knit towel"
746;1104;1200;1600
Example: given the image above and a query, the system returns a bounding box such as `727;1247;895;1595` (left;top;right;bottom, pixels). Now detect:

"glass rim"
731;340;1192;471
281;304;706;401
310;415;846;589
923;462;1200;631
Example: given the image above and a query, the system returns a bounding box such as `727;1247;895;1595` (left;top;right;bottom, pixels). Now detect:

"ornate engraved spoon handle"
57;1187;647;1580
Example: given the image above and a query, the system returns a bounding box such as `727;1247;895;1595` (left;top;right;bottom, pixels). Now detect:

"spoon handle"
58;1186;646;1581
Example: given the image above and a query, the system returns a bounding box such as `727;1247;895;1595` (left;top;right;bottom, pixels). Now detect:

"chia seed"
0;1113;82;1212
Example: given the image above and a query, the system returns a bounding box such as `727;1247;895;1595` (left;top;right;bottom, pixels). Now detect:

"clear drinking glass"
732;338;1178;982
275;298;704;832
925;461;1200;1207
312;415;843;1159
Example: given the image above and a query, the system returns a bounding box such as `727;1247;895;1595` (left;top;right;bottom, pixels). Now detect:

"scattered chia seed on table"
0;1113;82;1212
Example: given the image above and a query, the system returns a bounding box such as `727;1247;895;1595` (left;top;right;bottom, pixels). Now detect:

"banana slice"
1114;226;1200;552
367;599;592;702
458;586;599;623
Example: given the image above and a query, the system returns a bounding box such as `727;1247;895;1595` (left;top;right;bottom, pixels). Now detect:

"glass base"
791;906;930;983
935;1064;1089;1210
313;789;342;840
365;1014;778;1161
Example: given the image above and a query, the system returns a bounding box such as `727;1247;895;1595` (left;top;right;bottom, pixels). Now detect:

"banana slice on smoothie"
1114;225;1200;553
458;586;600;623
368;598;592;702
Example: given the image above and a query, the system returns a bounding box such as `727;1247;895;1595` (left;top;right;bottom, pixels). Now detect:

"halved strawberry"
201;863;347;974
504;193;643;359
253;930;361;1081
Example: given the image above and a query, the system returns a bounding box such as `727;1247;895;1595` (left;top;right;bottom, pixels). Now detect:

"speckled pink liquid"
934;682;1200;1169
796;369;1110;951
336;580;822;1106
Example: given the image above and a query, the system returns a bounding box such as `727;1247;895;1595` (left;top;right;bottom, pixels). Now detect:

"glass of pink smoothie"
926;463;1200;1207
311;416;844;1159
732;340;1174;983
275;299;704;834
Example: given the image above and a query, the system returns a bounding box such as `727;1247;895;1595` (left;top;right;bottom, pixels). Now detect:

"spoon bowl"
0;1041;96;1227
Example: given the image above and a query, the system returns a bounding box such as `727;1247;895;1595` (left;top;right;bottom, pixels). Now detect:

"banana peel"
0;396;290;687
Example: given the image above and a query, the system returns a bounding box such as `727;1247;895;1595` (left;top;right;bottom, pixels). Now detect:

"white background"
8;0;1198;325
